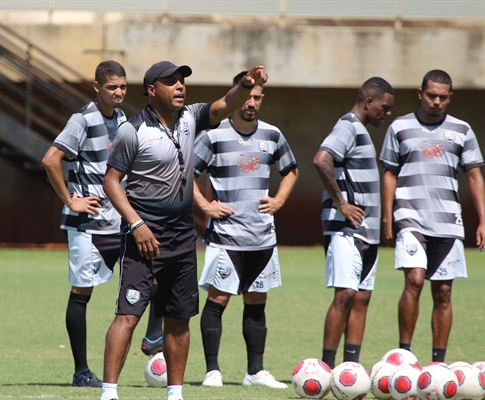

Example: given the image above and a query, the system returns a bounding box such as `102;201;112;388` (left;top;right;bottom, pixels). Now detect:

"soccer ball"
292;358;332;399
417;364;458;400
144;352;167;387
382;348;419;367
389;363;423;400
370;360;399;399
330;361;371;400
450;364;485;400
472;362;485;372
449;361;471;370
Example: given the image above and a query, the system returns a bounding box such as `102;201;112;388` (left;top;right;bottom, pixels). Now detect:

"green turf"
0;246;484;399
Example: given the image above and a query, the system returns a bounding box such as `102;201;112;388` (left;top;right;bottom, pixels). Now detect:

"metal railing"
0;24;137;170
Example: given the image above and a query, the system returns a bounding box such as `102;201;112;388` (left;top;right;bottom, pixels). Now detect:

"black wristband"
240;79;254;90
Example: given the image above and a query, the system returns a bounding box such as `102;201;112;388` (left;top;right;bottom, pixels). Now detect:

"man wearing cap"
99;61;268;400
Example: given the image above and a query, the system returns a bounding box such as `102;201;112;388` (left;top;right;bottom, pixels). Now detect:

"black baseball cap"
143;61;192;95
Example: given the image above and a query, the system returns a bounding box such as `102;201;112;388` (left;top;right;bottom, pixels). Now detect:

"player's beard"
239;108;257;122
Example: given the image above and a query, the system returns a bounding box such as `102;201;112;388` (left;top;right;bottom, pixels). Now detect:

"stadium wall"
1;84;483;247
1;13;483;246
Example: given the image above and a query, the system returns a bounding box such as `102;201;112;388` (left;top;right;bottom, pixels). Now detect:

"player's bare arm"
465;167;485;251
259;168;299;215
382;168;398;248
42;146;101;215
208;65;268;126
194;181;236;219
313;150;363;228
103;166;160;259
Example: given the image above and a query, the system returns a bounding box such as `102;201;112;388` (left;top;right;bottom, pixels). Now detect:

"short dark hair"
421;69;452;92
95;60;126;85
357;77;394;103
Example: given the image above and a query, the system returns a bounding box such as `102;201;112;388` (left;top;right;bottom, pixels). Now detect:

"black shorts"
411;232;456;279
115;220;199;319
227;248;274;293
92;233;121;271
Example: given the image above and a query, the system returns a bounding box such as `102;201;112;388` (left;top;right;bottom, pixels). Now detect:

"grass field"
0;246;484;399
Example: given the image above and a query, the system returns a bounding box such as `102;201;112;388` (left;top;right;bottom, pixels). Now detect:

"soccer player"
100;61;268;400
194;71;298;389
379;69;485;362
42;61;127;387
313;77;395;369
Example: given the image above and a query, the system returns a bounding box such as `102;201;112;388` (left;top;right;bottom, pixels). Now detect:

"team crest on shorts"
406;243;418;256
126;289;140;304
218;266;232;279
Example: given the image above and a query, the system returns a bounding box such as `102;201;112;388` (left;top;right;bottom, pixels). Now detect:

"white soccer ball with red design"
370;360;399;399
292;358;332;399
417;363;458;400
450;364;485;400
330;361;371;400
144;352;167;387
472;362;485;372
389;363;423;400
381;348;419;367
449;362;471;370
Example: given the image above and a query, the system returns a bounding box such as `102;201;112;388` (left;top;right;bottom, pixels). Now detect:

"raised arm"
313;149;364;229
382;168;398;247
208;65;268;126
194;180;236;219
258;168;299;215
42;146;100;214
103;166;160;259
465;167;485;251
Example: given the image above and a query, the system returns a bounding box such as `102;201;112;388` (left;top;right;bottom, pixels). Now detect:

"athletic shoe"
242;370;288;389
202;370;223;387
140;335;163;356
72;370;103;387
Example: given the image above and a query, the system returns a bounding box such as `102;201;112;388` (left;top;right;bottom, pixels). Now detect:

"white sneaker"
202;370;223;387
242;370;288;389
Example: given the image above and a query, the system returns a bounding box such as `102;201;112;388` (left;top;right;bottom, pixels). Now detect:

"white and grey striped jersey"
319;112;381;244
379;112;484;239
194;119;298;250
52;101;126;234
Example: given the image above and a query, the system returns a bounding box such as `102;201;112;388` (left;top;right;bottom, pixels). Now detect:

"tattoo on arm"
211;109;219;117
320;153;344;204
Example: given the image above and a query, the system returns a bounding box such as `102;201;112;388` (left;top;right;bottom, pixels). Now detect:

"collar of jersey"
144;104;184;128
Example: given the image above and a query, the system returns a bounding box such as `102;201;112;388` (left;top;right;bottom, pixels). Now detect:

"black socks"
200;299;226;372
66;292;91;375
243;303;267;375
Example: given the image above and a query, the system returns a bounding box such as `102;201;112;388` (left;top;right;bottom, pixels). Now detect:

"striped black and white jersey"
319;112;381;244
194;119;298;250
53;101;126;234
379;112;484;239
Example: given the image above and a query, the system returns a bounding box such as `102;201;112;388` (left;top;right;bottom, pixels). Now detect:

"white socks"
167;385;183;400
100;382;117;400
100;382;183;400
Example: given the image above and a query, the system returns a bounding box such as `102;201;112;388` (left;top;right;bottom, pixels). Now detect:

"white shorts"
325;233;377;291
395;231;467;280
198;245;282;295
67;230;117;287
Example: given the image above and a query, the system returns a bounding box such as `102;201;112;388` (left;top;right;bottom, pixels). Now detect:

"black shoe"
72;370;103;387
141;335;163;356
